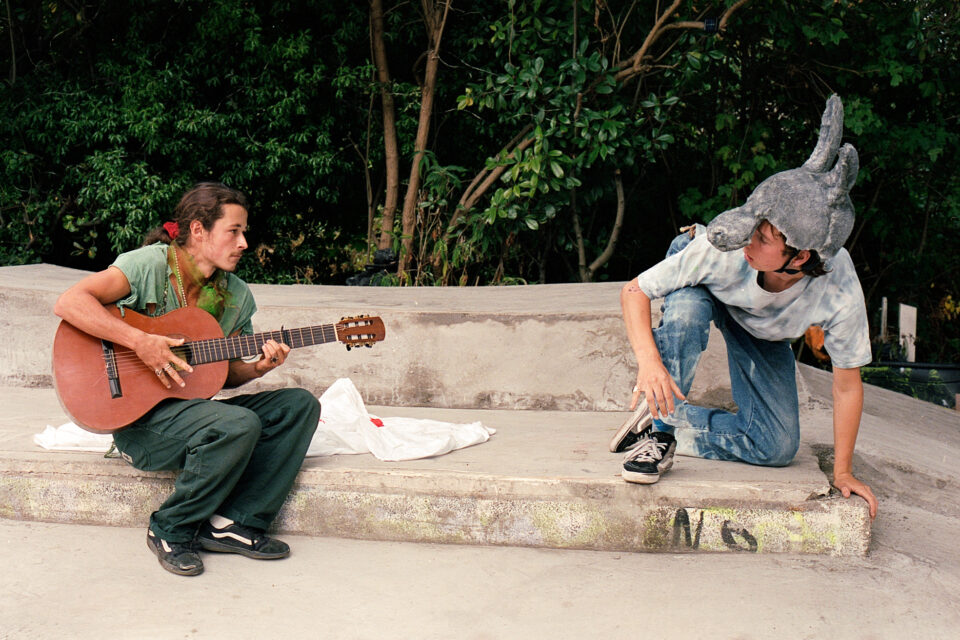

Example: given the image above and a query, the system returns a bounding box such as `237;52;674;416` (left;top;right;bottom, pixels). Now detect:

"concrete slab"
0;264;872;556
0;263;735;411
0;386;869;556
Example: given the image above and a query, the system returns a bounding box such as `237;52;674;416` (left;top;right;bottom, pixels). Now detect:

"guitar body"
53;306;384;434
52;306;229;434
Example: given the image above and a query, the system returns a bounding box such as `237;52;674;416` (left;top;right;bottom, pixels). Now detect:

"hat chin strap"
773;254;802;275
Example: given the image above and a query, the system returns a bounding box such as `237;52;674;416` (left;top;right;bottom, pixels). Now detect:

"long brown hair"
143;182;249;246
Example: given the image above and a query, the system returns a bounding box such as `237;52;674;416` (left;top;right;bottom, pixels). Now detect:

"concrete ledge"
0;264;734;411
0;463;868;556
0;265;871;556
0;390;870;556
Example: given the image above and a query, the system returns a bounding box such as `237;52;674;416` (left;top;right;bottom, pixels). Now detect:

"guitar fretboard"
184;324;339;365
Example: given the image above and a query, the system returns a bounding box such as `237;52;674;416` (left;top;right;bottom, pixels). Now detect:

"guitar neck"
186;324;338;365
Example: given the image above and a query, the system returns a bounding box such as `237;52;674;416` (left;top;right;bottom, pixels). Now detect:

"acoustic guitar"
52;305;385;434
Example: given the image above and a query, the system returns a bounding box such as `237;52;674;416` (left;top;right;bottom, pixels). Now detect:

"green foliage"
1;0;958;361
444;1;723;283
861;366;957;409
0;0;366;280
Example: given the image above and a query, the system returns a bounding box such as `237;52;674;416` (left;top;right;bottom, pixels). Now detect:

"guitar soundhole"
171;344;195;367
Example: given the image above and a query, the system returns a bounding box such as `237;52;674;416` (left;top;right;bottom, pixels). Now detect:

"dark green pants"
113;388;320;543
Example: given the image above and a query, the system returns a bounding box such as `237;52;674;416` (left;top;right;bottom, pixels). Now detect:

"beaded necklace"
171;244;188;307
167;242;228;318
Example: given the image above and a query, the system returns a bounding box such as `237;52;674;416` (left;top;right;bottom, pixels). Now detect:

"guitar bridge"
101;340;123;399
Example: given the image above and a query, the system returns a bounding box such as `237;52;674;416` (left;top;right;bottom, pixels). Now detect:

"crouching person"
612;96;877;519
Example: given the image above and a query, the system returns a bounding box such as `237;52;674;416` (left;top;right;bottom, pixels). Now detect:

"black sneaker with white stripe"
198;520;290;559
621;430;676;484
609;398;654;453
146;529;203;576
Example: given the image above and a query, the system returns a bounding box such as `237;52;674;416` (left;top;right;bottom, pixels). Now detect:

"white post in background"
880;297;888;342
899;303;917;362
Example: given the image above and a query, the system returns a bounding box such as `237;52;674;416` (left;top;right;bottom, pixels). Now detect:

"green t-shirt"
110;243;257;338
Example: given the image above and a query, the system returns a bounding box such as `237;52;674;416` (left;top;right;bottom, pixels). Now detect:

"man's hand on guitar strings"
135;333;193;389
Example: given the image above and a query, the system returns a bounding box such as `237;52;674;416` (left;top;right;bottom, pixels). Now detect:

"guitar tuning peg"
345;344;352;351
365;344;372;348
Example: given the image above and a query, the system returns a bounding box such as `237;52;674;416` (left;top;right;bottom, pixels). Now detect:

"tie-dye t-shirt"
635;225;872;369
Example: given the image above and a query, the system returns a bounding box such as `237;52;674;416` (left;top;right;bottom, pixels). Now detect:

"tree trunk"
397;0;452;277
586;169;625;279
571;189;589;282
5;0;15;85
370;0;400;250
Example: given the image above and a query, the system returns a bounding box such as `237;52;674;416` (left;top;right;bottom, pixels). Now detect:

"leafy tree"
1;0;958;362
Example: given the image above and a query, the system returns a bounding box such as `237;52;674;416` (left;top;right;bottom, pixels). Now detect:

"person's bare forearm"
225;339;290;388
54;268;192;387
831;366;877;518
621;279;684;415
832;368;864;477
54;273;146;352
621;279;660;365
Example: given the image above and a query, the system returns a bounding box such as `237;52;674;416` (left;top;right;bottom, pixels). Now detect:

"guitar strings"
97;322;376;373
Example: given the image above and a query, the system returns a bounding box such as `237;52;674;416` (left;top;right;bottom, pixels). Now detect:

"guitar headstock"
336;315;386;350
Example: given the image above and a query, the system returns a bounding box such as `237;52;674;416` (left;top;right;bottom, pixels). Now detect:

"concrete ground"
2;264;959;638
3;474;959;640
4;371;959;640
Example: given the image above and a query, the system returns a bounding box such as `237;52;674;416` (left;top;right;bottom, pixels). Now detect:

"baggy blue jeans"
652;231;800;466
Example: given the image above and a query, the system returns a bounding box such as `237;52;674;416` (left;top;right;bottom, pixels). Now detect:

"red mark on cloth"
370;418;384;427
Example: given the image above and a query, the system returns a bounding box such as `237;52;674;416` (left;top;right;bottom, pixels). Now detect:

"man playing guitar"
54;182;321;576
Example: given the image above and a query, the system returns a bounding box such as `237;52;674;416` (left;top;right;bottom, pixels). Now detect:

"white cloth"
34;422;113;452
308;378;496;461
34;378;495;462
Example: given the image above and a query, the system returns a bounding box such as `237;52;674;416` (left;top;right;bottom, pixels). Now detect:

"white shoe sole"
608;399;653;452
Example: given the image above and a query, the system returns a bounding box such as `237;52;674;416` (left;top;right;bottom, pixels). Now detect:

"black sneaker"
609;398;654;453
198;521;290;559
146;529;203;576
622;431;676;484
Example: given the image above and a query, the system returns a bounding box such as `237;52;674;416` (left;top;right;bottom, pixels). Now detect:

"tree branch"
370;0;401;250
614;0;751;82
398;0;453;276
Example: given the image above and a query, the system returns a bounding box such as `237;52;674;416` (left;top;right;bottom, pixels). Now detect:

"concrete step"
0;264;871;556
1;387;870;556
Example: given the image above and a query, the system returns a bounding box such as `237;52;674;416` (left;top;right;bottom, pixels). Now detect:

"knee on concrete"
754;435;800;468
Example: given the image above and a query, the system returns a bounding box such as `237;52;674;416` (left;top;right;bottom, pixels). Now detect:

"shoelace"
623;435;668;464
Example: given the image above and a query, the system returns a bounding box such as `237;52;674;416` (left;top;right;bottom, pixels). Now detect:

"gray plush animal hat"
706;95;859;260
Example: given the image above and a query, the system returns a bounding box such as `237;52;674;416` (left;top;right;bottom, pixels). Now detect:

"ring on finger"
155;369;163;377
163;364;174;372
270;357;279;363
632;385;639;393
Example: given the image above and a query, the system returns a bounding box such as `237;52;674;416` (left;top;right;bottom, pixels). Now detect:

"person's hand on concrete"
833;471;878;520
